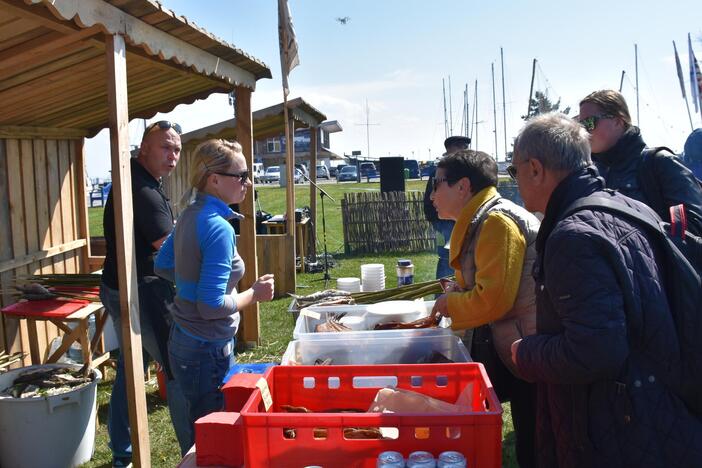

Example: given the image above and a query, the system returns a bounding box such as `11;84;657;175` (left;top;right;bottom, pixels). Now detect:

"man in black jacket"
423;136;471;279
578;89;702;234
509;112;702;467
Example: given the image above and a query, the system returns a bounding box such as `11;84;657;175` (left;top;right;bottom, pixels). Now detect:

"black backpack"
638;147;702;236
565;195;702;417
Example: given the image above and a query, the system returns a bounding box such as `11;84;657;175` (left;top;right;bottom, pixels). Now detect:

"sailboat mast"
473;80;478;150
527;59;536;119
465;83;470;138
491;62;498;159
443;78;448;139
449;75;454;135
500;47;508;159
635;44;640;126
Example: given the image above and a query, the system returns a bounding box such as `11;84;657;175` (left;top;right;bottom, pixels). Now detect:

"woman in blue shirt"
155;139;274;444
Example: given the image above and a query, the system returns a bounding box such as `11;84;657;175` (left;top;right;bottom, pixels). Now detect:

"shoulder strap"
638;147;675;217
466;195;503;246
564;196;665;236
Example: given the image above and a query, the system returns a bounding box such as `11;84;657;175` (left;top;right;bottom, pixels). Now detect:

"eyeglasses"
507;159;530;181
432;176;451;191
142;120;182;139
215;170;249;182
577;114;613;133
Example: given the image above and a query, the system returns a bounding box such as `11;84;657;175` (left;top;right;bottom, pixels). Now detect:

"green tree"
522;90;570;120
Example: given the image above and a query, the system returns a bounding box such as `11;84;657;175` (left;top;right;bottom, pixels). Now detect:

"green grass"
83;179;517;467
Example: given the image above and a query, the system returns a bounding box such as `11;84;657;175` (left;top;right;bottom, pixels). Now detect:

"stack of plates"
361;263;385;292
336;277;361;293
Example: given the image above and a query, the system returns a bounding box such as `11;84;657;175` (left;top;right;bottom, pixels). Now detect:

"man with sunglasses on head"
578;89;702;234
100;120;190;467
429;150;540;468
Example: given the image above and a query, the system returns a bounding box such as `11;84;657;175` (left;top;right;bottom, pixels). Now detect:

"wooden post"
105;34;150;467
75;139;91;272
234;86;260;347
286;117;296;290
308;126;318;257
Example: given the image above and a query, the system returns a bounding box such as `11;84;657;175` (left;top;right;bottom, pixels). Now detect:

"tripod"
297;170;336;288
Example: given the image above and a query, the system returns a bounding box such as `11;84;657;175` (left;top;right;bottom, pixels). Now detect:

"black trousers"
471;325;537;468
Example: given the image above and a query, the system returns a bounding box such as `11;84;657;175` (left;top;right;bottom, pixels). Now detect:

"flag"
689;33;702;113
673;40;686;99
278;0;300;96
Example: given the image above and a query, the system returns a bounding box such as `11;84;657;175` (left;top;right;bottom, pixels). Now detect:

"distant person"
510;112;702;467
429;150;539;468
100;121;190;466
578;89;702;234
155;139;274;445
423;136;471;279
683;128;702;179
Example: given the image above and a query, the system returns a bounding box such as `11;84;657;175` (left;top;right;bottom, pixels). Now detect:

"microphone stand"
297;170;336;288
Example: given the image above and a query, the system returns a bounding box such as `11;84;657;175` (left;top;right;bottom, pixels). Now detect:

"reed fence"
341;191;435;255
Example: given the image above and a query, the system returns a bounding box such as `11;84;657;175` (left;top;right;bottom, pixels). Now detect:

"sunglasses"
143;120;182;139
577;114;613;133
507;159;530;181
432;176;452;191
215;170;249;182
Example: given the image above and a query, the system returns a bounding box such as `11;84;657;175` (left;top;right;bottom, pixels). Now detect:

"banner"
689;33;702;113
278;0;300;96
674;40;686;99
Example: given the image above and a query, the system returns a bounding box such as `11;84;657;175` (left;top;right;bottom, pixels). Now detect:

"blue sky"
85;0;702;179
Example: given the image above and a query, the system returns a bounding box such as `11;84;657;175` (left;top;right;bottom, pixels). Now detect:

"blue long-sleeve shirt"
155;193;244;340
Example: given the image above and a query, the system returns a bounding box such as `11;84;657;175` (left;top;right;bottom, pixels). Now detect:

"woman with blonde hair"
155;139;274;443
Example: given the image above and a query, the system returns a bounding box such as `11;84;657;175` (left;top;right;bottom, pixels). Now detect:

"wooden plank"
106;33;151;467
46;139;66;274
0;139;12;352
309;126;318;257
74;139;91;272
33;138;53;351
0;126;87;139
57;140;76;270
233;86;259;346
255;235;295;299
0;239;87;273
6;139;31;365
68;138;80;272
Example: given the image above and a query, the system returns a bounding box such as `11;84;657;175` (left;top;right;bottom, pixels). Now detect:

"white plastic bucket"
0;364;101;468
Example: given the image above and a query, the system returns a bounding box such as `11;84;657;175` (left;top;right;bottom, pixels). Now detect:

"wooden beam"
74;139;91;273
105;33;150;468
233;86;260;347
309;126;319;258
0;238;86;274
0;126;87;139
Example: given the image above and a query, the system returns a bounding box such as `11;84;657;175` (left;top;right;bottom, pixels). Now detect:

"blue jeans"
433;220;455;279
100;282;192;457
168;323;235;443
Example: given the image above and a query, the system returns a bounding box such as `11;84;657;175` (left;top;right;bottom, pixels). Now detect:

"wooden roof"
0;0;271;136
180;97;328;147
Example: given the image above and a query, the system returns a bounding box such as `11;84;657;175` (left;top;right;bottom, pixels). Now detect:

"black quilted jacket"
516;167;702;467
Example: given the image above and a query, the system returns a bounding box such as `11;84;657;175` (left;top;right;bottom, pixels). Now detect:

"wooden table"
262;217;311;271
1;298;110;370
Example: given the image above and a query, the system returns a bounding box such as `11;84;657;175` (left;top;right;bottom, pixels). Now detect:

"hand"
511;339;522;366
430;293;449;322
252;274;274;302
439;278;459;292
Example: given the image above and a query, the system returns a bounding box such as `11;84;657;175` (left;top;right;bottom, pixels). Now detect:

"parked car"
330;164;346;178
316;164;330;179
337;165;358;182
359;162;376;177
294;163;308;183
261;166;280;183
403;159;420;179
253;163;264;183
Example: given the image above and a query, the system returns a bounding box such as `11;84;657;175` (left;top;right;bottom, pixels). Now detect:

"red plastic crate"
239;363;502;468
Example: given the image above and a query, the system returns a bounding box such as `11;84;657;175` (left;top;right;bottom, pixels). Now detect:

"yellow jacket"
446;186;526;329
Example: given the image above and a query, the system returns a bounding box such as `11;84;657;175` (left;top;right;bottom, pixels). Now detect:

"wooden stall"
0;1;270;465
167;98;328;297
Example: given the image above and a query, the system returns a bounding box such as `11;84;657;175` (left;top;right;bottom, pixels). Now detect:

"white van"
253;163;264;183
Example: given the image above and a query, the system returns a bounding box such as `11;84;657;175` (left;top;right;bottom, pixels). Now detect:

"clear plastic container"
396;259;414;286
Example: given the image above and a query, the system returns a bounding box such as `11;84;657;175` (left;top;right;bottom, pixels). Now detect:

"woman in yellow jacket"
430;149;540;468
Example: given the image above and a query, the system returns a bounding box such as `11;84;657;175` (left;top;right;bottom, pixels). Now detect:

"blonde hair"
180;139;244;207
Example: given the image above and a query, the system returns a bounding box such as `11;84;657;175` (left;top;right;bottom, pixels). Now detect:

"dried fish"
315;314;351;333
1;366;94;399
373;314;440;330
289;289;354;311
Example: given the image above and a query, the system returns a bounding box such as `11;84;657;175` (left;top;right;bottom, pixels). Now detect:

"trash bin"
403;167;410;179
0;363;101;468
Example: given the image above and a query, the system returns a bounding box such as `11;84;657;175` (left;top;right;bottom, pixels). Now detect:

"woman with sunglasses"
155;139;274;444
579;89;702;234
